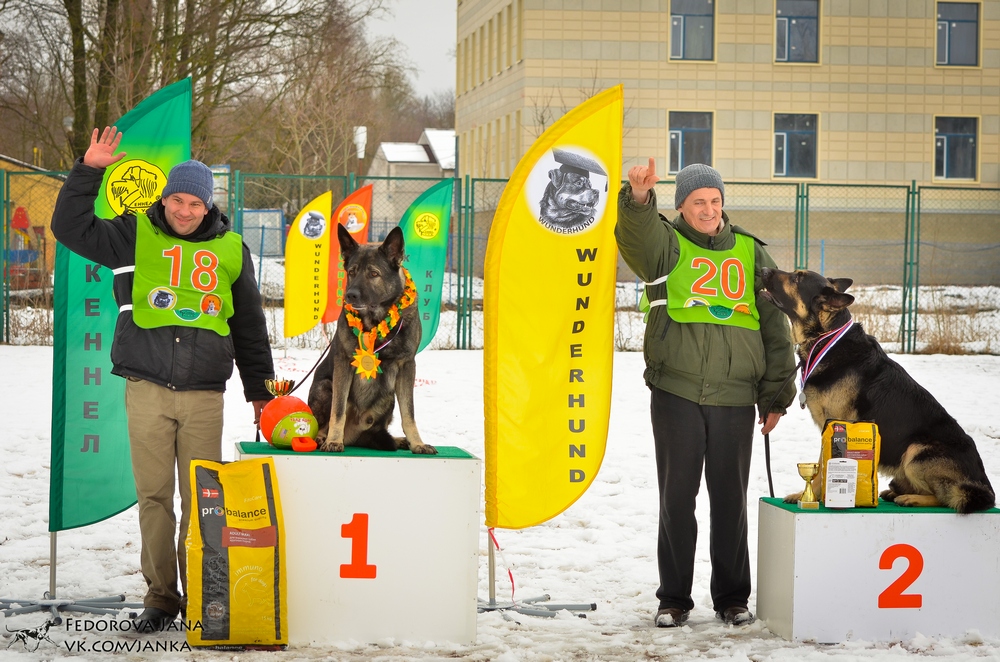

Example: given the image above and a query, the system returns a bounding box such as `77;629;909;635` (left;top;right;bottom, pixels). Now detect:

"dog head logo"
107;160;167;215
536;148;607;234
300;210;326;239
149;287;176;310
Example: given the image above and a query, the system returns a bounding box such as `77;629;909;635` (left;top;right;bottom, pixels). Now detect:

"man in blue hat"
51;127;274;632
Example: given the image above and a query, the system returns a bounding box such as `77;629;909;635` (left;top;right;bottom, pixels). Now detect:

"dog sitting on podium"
760;267;994;513
307;225;436;455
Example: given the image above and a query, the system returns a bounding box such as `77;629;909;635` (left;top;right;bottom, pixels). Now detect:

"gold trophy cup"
796;462;820;509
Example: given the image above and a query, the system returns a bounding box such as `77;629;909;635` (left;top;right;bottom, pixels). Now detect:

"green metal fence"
4;171;998;354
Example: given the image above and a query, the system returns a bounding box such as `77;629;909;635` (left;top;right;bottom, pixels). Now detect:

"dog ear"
338;223;359;260
829;277;853;293
819;286;855;310
380;226;405;269
548;169;564;186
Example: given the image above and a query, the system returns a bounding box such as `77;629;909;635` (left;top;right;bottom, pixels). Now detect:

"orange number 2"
691;257;718;296
878;543;923;608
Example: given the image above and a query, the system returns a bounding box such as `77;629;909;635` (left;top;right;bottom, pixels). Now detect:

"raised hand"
82;126;126;169
627;157;659;204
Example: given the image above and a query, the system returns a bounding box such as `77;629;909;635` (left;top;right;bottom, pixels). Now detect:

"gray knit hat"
161;160;214;207
674;163;725;209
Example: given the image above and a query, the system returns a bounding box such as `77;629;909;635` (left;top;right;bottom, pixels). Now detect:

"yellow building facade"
456;0;999;187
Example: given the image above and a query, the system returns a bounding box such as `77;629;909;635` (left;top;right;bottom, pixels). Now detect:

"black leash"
255;339;334;442
762;360;804;498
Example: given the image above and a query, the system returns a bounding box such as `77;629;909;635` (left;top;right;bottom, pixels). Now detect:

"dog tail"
947;481;996;514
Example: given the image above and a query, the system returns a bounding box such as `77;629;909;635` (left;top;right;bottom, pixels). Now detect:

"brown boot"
654;607;690;628
715;606;755;626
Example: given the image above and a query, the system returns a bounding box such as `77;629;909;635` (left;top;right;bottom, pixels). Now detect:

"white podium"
757;497;1000;643
236;442;481;646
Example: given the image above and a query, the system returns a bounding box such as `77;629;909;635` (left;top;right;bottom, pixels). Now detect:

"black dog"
760;267;994;513
307;225;435;454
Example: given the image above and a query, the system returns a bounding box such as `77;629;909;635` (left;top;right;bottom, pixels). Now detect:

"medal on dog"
351;329;382;380
345;268;417;380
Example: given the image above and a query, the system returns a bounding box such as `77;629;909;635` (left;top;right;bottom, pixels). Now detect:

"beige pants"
125;378;224;614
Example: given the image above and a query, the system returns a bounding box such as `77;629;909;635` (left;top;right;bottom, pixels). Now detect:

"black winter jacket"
51;159;274;401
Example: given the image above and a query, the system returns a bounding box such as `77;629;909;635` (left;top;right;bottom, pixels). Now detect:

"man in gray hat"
51;127;274;632
615;159;795;629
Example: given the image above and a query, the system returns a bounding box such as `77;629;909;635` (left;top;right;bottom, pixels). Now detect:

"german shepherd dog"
760;267;994;513
307;225;436;455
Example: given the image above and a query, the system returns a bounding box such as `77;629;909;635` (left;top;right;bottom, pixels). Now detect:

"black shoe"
654;607;690;628
132;607;176;633
715;606;755;626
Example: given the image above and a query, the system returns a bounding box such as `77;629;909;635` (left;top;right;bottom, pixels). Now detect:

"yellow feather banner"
484;85;623;529
284;191;333;338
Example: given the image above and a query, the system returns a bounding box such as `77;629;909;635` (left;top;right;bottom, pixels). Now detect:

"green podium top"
760;496;1000;515
236;441;478;460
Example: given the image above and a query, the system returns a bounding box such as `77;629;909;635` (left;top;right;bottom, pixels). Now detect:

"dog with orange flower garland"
307;225;436;454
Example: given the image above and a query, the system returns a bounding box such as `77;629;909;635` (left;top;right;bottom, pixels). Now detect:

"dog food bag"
820;420;881;508
186;457;287;648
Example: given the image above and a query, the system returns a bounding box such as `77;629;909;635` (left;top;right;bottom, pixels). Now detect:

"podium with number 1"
236;443;481;646
757;497;1000;643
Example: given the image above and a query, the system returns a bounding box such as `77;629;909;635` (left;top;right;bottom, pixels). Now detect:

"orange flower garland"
344;268;416;380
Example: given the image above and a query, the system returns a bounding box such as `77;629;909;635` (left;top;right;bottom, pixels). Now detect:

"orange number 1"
340;513;377;579
163;245;183;287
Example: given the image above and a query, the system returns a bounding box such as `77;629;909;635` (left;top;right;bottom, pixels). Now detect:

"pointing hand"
627;157;659;204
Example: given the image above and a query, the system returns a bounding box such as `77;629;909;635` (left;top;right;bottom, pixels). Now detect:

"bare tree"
0;0;443;174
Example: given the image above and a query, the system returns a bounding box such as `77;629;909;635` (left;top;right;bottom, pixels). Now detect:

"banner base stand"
477;595;597;619
1;594;143;625
477;537;596;620
2;533;142;625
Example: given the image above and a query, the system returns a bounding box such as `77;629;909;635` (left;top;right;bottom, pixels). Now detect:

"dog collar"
799;316;854;408
345;268;416;380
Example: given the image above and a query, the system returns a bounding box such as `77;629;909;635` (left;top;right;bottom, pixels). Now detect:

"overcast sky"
366;0;457;97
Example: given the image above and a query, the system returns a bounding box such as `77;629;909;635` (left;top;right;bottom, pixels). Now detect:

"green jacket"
615;184;796;415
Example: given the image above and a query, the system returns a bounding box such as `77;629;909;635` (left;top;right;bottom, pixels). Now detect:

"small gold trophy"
265;378;294;397
796;462;820;509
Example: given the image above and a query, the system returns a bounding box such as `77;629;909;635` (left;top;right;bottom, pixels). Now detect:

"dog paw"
410;443;438;455
783;492;803;504
319;440;345;453
880;489;898;502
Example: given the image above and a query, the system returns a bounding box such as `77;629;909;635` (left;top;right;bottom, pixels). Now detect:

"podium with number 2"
757;498;1000;643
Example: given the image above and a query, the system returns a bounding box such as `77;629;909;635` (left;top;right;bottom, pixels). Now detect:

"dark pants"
651;387;754;613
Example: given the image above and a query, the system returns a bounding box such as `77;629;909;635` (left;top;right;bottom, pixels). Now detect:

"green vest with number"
132;212;243;336
666;230;759;330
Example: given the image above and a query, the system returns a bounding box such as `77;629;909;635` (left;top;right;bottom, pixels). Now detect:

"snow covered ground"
3;344;1000;660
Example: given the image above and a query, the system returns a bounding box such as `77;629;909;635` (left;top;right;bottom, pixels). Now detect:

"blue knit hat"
162;160;214;207
674;163;725;209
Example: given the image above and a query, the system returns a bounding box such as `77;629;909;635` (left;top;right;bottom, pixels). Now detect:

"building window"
774;114;817;178
776;0;818;63
668;112;712;175
935;117;977;180
937;2;979;66
670;0;714;61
